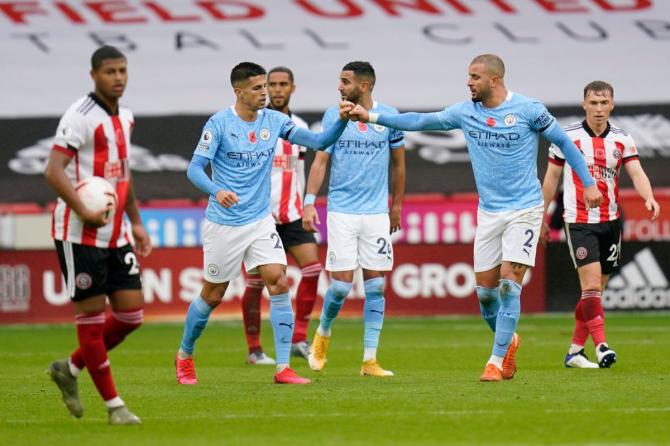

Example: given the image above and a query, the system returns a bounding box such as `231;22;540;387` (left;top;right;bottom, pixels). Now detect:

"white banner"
1;0;669;116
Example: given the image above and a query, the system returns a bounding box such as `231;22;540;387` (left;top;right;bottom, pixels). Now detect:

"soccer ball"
75;176;118;220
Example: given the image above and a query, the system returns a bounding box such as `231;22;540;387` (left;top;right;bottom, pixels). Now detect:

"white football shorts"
473;204;544;272
326;212;393;272
202;214;287;283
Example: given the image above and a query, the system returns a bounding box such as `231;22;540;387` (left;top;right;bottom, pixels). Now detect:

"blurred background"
2;0;669;324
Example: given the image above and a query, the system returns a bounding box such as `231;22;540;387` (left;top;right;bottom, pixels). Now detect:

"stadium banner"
1;1;669;117
546;242;670;311
3;190;667;249
3;105;670;205
0;244;546;324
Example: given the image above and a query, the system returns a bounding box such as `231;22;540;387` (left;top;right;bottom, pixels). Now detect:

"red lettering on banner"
54;2;85;23
0;2;46;24
534;0;588;13
85;1;147;23
593;0;651;11
144;2;201;22
371;0;440;16
443;0;471;14
488;0;516;13
295;0;363;18
197;0;264;20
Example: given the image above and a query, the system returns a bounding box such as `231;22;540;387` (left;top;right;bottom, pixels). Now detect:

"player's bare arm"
302;151;330;233
44;149;111;228
540;162;564;244
390;147;406;234
125;182;152;257
624;159;660;221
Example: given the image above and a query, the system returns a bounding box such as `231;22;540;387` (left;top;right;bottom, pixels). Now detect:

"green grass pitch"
1;314;668;446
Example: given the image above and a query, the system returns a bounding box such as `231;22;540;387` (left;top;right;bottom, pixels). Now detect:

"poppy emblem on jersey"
504;114;517;126
260;128;270;141
576;247;588;260
248;131;257;143
486;117;496;127
207;263;219;276
373;124;385;132
75;273;93;290
630;146;638;154
613;149;622;160
357;122;368;133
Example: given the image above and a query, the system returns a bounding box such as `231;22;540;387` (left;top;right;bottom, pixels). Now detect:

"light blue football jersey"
437;92;554;212
194;107;296;226
323;101;404;214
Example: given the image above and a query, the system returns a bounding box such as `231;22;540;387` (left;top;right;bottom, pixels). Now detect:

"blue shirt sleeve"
542;123;595;187
389;126;404;149
288;108;346;151
526;101;556;133
322;108;337;154
187;154;220;197
194;117;221;160
376;111;446;131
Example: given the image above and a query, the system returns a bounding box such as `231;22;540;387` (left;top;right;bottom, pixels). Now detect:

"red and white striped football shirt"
51;93;134;248
269;112;309;224
549;120;639;224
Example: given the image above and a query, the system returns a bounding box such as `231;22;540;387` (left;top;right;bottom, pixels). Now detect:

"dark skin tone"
44;57;151;314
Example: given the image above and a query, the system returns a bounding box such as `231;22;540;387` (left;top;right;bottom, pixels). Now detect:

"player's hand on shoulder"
646;198;660;221
132;223;152;257
215;190;239;208
79;206;112;228
302;205;320;233
348;104;368;122
583;184;603;209
339;101;354;120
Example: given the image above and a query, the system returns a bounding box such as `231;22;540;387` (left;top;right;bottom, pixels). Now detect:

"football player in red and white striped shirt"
542;81;660;369
44;46;151;425
240;67;322;364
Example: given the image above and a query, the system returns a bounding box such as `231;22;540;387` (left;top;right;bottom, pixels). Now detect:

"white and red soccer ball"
75;176;118;220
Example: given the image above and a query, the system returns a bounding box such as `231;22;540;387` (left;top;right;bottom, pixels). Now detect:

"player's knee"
330;279;353;301
476;286;498;304
364;277;385;299
266;274;290;295
499;279;521;304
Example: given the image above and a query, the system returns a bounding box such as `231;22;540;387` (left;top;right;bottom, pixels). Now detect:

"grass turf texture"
1;314;668;446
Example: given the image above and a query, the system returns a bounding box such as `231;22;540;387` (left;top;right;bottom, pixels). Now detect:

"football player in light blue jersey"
175;62;353;385
303;61;406;377
350;54;603;382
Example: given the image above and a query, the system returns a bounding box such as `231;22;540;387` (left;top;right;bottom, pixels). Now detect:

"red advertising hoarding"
0;245;546;324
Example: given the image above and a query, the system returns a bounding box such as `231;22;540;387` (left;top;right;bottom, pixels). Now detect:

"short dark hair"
584;80;614;99
231;62;266;87
91;45;125;70
268;66;294;83
342;61;376;89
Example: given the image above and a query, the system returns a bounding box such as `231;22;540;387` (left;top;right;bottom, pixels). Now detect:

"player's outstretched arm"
288;101;353;150
625;159;660;221
349;104;443;131
543;124;602;209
